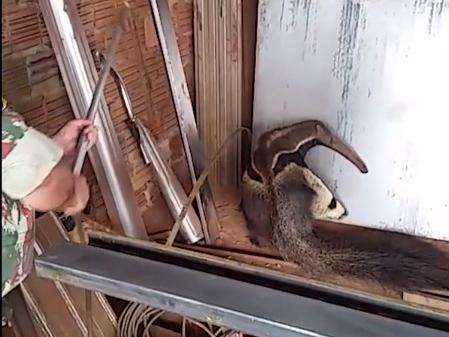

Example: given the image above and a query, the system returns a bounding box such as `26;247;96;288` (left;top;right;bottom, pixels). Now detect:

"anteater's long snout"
314;122;368;174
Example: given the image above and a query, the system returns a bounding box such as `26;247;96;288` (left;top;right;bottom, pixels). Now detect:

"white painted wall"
253;0;449;240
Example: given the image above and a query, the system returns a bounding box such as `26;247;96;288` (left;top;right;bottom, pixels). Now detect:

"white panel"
253;0;449;240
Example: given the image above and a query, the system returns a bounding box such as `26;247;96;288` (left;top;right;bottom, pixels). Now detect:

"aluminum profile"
149;0;220;244
38;0;148;239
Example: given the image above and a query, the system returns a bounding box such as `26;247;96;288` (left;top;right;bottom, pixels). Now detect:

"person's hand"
53;119;98;157
60;175;90;216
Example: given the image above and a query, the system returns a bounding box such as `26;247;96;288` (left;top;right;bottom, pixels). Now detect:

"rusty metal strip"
134;118;204;244
73;5;129;176
148;0;220;244
38;0;148;239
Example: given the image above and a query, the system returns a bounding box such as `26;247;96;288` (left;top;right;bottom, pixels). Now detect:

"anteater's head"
245;120;368;221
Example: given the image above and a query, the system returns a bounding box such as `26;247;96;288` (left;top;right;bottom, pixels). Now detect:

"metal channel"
148;0;220;243
85;231;448;322
38;0;148;239
35;242;449;337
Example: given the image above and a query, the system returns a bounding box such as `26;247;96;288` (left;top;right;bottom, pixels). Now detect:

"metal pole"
39;0;148;239
148;0;221;244
73;5;129;175
102;55;204;243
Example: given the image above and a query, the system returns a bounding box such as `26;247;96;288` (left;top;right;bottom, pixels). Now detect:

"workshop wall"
2;0;195;234
2;0;108;223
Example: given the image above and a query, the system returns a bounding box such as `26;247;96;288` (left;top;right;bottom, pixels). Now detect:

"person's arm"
21;157;77;212
2;110;95;216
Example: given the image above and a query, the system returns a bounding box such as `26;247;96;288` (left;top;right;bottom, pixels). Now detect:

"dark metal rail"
34;236;449;337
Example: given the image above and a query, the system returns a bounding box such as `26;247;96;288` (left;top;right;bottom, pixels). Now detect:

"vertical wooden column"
194;0;243;188
241;0;259;170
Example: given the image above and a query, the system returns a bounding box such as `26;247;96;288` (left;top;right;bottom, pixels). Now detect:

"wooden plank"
241;0;258;172
403;292;449;314
68;214;117;244
5;287;41;337
194;0;243;188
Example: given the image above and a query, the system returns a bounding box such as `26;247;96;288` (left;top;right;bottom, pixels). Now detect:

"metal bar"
100;55;203;243
21;214;117;337
51;8;127;227
36;242;449;337
148;0;220;244
38;0;148;239
73;5;129;176
135;119;204;243
87;231;449;322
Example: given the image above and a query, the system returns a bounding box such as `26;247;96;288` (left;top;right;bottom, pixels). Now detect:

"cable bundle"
118;302;242;337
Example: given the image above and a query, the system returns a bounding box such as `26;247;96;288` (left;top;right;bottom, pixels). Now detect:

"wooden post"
194;0;243;188
241;0;259;171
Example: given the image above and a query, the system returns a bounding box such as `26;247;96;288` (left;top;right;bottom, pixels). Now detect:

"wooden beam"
5;287;40;337
403;292;449;314
241;0;258;171
194;0;243;188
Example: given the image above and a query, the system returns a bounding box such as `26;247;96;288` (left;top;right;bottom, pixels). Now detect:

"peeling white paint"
253;0;449;240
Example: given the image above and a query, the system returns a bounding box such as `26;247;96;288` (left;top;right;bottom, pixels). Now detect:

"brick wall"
2;0;195;233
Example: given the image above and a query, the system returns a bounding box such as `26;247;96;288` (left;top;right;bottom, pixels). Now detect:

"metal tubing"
134;119;204;243
103;56;203;243
73;5;129;176
35;242;449;337
148;0;220;244
39;0;148;239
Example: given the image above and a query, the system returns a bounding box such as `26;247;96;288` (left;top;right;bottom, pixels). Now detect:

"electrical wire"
117;302;243;337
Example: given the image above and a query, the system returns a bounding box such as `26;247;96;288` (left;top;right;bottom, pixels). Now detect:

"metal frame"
38;0;148;239
35;233;449;337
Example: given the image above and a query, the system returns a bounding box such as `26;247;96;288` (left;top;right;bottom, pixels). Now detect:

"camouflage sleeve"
2;105;63;200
